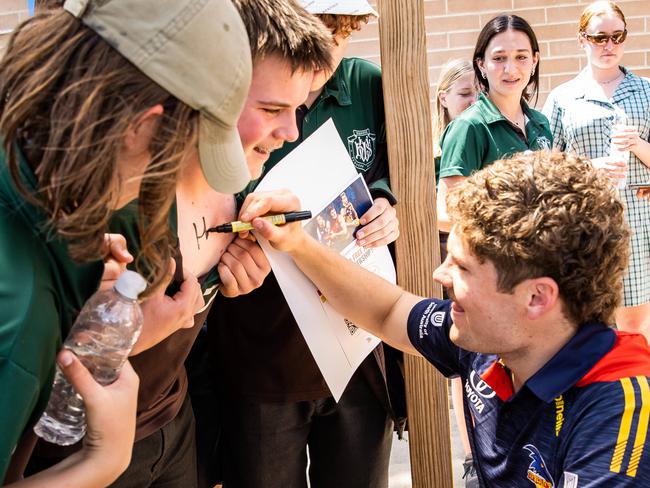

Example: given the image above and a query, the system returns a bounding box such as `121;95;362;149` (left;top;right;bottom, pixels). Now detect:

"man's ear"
526;277;560;321
123;104;164;155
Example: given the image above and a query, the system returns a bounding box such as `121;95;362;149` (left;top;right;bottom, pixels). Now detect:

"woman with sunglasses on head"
543;1;650;338
437;15;552;233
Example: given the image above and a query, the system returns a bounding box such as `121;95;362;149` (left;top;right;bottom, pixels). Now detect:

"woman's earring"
531;67;536;77
481;71;487;79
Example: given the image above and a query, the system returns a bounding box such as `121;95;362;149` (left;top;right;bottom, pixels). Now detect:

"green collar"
319;62;352;107
476;92;544;127
0;145;53;240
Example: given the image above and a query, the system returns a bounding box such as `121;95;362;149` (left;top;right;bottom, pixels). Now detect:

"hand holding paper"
355;197;400;248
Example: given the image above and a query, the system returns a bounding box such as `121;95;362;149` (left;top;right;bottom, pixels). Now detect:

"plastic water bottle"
34;270;146;445
609;107;629;190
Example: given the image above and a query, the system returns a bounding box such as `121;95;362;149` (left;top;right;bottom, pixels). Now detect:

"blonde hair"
447;151;629;326
433;59;475;157
579;1;626;32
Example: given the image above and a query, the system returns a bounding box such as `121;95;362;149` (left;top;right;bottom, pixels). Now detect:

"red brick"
617;0;650;18
1;0;26;12
447;0;512;15
621;51;646;67
548;73;576;89
427;32;449;50
546;5;585;24
548;38;582;57
0;12;20;32
534;22;581;41
510;7;547;26
631;67;650;79
538;75;551;92
347;38;382;59
625;17;645;33
428;47;475;67
423;0;445;17
538;41;550;58
425;14;481;33
541;56;581;74
447;30;480;50
514;0;573;7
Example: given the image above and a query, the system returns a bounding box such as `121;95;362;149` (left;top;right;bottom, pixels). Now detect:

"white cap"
63;0;253;194
115;270;147;300
298;0;378;17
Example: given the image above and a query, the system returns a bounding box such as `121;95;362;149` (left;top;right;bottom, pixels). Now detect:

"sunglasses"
581;30;627;46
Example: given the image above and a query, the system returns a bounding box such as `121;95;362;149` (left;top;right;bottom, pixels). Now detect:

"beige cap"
63;0;253;194
299;0;378;16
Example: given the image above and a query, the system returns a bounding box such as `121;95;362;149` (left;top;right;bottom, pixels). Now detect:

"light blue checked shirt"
543;67;650;307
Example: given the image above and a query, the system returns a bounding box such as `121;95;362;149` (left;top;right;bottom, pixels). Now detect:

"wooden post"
377;1;453;487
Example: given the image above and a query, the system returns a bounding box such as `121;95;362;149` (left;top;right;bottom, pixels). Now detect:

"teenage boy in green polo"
208;2;403;486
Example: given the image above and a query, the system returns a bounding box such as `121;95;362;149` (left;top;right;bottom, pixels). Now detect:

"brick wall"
1;1;648;109
347;0;650;108
0;0;28;53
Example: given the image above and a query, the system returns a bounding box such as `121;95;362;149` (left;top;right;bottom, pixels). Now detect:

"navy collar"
524;322;616;402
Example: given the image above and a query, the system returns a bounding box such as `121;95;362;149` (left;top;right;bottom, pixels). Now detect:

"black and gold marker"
208;211;312;233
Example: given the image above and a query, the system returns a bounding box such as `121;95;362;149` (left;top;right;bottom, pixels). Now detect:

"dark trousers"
109;395;198;488
221;370;393;488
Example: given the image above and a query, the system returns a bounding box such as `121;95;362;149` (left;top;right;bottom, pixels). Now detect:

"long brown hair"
473;14;541;106
0;10;198;294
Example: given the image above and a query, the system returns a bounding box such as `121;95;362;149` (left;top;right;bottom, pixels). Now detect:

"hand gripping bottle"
34;270;146;445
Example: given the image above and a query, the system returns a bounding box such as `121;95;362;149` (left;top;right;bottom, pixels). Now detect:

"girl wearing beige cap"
0;0;252;485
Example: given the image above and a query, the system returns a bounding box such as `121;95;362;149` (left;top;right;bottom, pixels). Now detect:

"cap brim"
198;114;250;194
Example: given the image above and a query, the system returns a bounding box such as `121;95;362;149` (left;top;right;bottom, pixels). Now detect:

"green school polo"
0;149;103;479
438;92;553;179
246;57;395;204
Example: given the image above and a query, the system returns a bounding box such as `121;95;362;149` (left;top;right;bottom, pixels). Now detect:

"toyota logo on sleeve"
469;370;496;399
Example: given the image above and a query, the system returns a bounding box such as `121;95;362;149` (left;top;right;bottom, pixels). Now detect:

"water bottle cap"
114;270;147;299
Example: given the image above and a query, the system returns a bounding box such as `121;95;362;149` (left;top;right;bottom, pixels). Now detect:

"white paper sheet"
254;119;396;400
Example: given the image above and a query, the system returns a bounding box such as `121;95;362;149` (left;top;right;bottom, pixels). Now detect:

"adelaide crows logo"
523;444;554;488
347;129;376;171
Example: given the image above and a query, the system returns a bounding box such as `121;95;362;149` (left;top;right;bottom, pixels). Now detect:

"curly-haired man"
241;150;650;487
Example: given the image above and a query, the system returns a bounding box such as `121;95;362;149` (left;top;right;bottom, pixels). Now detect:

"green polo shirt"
244;57;395;204
438;92;553;179
0;148;103;479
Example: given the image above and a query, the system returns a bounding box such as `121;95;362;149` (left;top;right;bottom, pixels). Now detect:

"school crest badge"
535;136;551;150
347;129;376;171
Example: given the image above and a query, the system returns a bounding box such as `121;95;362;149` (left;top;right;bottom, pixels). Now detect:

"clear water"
34;289;142;445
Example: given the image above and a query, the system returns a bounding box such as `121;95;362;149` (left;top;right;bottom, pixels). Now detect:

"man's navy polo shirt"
407;299;650;487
